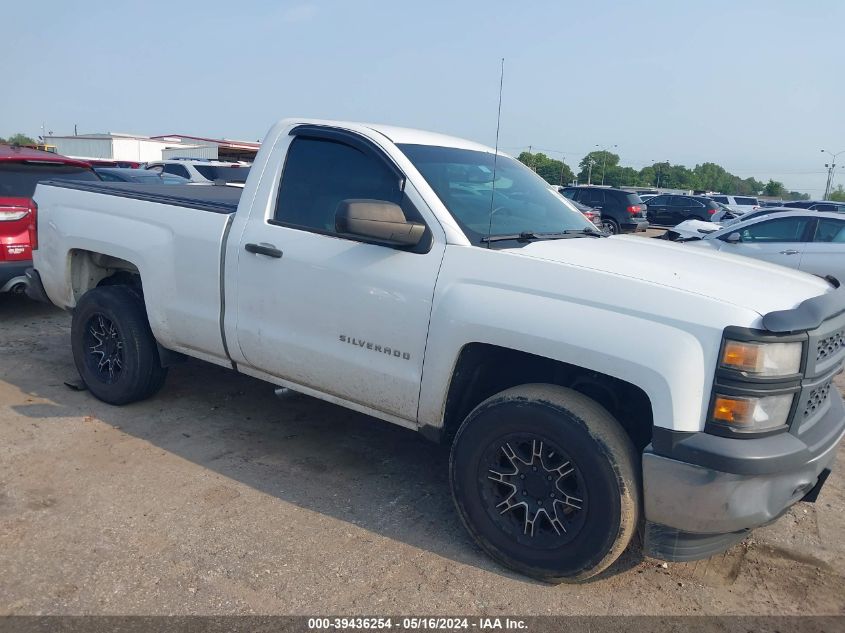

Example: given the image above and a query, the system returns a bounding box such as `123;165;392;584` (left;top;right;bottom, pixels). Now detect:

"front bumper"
642;389;845;562
0;260;30;293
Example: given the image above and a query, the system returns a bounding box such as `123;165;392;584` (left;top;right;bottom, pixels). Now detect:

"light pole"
595;144;618;185
586;156;597;185
822;149;845;200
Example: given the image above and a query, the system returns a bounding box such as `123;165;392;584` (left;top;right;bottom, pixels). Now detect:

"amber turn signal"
713;396;752;423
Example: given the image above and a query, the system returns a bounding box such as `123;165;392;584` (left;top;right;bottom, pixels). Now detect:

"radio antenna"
485;57;505;249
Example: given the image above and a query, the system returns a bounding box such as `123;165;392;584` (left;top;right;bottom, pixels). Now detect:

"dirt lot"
1;293;844;616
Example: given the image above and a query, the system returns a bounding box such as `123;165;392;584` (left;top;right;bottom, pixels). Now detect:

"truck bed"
33;178;242;365
39;180;242;214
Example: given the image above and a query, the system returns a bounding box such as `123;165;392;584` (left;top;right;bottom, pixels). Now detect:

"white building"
45;133;172;163
47;132;260;164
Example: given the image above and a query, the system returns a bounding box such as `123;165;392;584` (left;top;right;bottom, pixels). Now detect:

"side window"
163;164;190;179
560;188;576;200
814;219;845;243
669;196;691;207
274;137;405;234
146;164;164;174
98;172;118;182
648;195;669;205
585;190;605;207
712;196;729;204
740;217;810;243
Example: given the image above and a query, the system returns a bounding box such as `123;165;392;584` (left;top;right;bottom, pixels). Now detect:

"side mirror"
336;199;425;246
724;232;742;244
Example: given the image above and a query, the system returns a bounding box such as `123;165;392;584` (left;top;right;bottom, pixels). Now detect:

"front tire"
450;384;640;583
71;286;168;405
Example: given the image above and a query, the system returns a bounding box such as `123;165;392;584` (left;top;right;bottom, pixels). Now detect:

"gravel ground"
1;293;844;616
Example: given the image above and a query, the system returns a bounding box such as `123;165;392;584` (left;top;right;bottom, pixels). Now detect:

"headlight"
711;393;794;432
720;340;803;377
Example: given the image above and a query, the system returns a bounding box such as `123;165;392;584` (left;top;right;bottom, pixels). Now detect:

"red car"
0;145;100;294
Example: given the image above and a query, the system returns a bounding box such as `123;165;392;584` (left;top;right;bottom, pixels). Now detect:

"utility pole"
822;149;844;200
595;143;618;186
653;160;666;188
587;157;594;186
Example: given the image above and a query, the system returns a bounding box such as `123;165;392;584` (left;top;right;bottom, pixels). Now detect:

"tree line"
0;133;37;146
830;185;845;202
518;149;810;200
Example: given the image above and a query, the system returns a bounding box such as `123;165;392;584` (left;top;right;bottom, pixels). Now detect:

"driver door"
233;133;445;422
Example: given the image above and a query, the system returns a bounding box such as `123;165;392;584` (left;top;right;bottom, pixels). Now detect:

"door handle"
245;242;283;258
780;249;800;255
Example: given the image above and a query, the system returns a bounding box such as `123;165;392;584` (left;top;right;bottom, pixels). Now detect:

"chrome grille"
803;380;832;420
817;329;845;362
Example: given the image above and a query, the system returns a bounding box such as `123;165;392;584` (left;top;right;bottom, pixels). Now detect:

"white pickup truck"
27;118;845;582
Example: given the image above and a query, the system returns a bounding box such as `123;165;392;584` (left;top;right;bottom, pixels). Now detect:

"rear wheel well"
69;250;141;302
440;343;654;452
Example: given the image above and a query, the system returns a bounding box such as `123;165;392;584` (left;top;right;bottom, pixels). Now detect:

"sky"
1;0;843;196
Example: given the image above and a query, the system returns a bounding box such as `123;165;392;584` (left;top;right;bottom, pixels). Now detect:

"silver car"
684;209;845;282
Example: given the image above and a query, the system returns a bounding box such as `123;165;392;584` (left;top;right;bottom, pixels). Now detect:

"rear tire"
449;384;640;583
601;218;620;235
71;286;168;405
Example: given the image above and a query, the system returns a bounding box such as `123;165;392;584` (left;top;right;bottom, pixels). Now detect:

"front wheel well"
440;343;654;452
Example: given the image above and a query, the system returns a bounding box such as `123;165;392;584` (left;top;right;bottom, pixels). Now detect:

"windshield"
193;165;250;182
398;144;594;246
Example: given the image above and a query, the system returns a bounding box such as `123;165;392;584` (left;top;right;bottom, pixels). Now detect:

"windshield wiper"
481;229;603;243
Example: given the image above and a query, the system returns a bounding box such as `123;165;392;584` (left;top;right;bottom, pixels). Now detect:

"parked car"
95;167;189;185
568;198;603;228
559;185;648;234
644;194;720;226
709;194;760;215
682;210;845;281
667;206;842;241
0;144;99;294
28;117;844;582
145;159;250;185
551;186;602;228
782;200;845;213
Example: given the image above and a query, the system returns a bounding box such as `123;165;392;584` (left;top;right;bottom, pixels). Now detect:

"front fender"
418;246;762;433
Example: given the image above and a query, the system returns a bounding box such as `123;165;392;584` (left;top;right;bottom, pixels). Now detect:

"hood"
669;219;722;240
505;234;831;318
